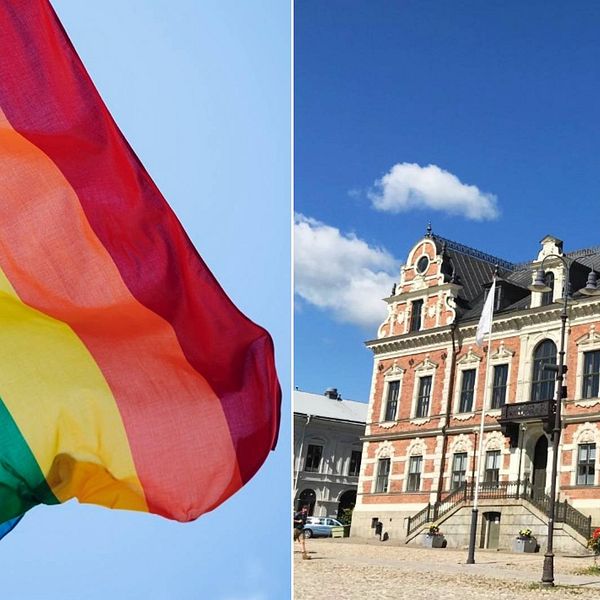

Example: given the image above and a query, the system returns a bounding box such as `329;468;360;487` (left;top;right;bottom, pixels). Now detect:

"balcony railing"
497;399;555;446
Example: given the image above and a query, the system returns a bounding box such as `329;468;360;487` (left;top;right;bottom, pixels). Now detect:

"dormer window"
494;285;503;312
541;272;554;306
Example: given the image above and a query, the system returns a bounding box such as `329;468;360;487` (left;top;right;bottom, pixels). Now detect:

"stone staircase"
405;480;594;552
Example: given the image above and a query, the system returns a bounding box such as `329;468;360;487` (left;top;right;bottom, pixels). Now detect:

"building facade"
294;388;367;518
353;229;600;552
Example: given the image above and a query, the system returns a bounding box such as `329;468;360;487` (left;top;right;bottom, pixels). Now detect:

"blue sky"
0;2;290;599
295;0;600;403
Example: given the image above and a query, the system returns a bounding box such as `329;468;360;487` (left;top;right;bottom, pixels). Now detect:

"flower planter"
331;526;345;538
422;534;445;548
512;537;537;553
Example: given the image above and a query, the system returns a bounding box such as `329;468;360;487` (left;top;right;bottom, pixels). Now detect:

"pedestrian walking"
293;505;311;560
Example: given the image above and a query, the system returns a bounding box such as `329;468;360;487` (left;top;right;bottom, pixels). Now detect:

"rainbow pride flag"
0;1;280;526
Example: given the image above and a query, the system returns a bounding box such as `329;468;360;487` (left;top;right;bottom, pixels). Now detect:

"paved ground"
294;538;600;599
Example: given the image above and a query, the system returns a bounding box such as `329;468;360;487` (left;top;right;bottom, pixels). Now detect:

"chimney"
324;387;341;400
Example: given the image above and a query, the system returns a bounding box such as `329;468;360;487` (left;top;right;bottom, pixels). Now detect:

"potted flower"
512;528;537;553
588;527;600;563
422;523;445;548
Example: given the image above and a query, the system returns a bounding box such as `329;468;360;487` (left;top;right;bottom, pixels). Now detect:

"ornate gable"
383;363;405;380
457;347;482;366
414;356;439;372
490;341;515;361
575;324;600;347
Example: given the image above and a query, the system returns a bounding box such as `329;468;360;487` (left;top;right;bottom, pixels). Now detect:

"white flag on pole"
476;278;496;347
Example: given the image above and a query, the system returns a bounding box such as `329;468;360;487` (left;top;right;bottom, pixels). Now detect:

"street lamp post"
529;257;600;586
529;255;568;586
528;255;577;586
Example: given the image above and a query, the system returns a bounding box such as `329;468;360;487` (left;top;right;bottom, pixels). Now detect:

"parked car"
303;516;344;538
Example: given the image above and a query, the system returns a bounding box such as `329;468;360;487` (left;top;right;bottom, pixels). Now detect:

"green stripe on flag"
0;397;59;520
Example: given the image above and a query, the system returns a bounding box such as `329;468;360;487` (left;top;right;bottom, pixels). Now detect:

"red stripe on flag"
0;0;280;485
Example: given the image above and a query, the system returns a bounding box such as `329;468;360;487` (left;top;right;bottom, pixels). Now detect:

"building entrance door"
480;512;501;549
532;435;548;499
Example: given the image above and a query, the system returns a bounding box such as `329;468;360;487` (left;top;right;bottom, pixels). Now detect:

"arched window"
531;340;557;402
296;488;316;514
541;272;554;306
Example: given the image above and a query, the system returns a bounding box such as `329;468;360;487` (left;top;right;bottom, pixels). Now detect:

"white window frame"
575;443;596;487
518;330;561;405
453;349;481;419
374;457;391;493
405;454;423;492
484;449;501;485
570;424;600;487
574;328;600;407
486;342;515;412
379;365;404;425
410;357;437;422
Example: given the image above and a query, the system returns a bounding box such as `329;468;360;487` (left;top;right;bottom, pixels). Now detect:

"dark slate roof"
426;234;600;324
431;234;513;302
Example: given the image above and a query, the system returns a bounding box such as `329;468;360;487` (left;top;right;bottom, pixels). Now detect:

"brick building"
352;228;600;552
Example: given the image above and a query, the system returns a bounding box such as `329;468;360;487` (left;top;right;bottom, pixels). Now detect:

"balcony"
496;398;555;447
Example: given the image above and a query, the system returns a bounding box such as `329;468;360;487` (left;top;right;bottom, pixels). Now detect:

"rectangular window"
583;351;600;399
375;458;391;493
484;450;501;485
451;452;467;490
491;364;508;409
305;444;322;473
416;375;432;418
384;380;400;421
577;443;596;486
459;369;476;413
349;450;362;477
407;455;422;492
409;300;423;332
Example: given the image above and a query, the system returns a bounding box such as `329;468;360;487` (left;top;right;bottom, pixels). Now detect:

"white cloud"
294;214;400;329
368;162;499;221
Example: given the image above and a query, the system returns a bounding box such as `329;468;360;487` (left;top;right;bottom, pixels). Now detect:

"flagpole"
467;270;497;564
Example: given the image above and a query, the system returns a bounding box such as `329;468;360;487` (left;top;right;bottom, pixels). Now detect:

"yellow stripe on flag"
0;269;147;511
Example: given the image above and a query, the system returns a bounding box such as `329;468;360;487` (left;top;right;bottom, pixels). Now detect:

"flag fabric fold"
476;279;496;347
0;0;280;528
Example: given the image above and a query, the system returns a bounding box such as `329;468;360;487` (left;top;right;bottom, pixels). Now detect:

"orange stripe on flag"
0;106;241;521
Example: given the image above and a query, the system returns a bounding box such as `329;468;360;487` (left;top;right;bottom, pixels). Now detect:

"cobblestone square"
294;538;600;599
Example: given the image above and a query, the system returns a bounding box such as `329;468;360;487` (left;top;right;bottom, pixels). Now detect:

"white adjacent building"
294;388;368;517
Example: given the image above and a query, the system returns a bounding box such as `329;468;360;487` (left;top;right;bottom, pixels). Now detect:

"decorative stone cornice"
563;412;600;425
367;326;453;355
361;428;443;443
366;297;600;356
385;283;462;304
360;422;503;443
